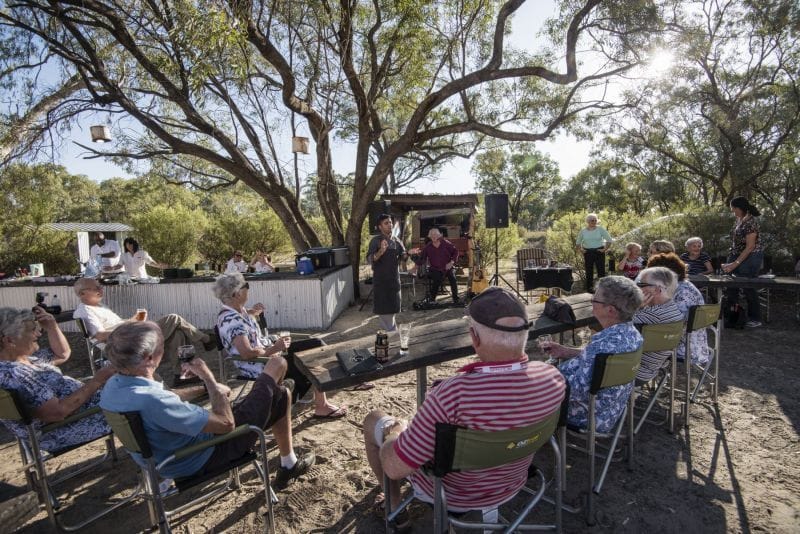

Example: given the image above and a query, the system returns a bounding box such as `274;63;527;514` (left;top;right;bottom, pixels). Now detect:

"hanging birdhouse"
291;136;309;154
90;125;112;143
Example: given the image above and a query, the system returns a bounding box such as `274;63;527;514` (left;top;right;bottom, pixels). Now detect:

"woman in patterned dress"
720;196;764;327
213;272;347;419
0;307;115;451
541;276;644;432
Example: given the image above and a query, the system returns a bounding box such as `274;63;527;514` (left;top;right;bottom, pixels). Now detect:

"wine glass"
537;334;557;365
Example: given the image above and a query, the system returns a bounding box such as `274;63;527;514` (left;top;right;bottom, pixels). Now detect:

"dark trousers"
284;338;325;403
429;268;459;301
725;252;763;321
583;249;606;291
200;373;289;475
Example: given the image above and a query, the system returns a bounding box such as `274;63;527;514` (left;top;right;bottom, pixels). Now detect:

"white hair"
469;318;528;354
685;236;703;248
0;308;36;349
214;272;246;301
105;321;163;371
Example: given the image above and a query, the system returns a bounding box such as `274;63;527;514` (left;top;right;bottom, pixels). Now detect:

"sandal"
311;406;348;419
351;382;375;391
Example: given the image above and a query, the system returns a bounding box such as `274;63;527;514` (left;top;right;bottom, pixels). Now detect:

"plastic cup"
398;324;412;355
278;331;291;354
177;345;196;379
135;308;147;321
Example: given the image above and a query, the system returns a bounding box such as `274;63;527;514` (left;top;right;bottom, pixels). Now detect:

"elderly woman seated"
646;253;710;366
543;276;643;432
632;267;684;383
213;272;347;419
0;307;115;451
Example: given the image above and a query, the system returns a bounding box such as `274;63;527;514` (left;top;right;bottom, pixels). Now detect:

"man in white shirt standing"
73;278;216;386
225;251;248;273
89;232;121;269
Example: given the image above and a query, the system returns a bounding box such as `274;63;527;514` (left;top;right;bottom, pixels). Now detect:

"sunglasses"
636;282;663;289
239;282;249;291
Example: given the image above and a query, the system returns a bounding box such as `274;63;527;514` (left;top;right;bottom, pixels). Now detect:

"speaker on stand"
483;193;527;303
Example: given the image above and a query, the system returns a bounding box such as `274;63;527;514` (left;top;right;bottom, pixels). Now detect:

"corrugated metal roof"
45;222;133;232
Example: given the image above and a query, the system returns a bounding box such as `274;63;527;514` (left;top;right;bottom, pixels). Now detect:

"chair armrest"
170;424;256;461
41;406;102;433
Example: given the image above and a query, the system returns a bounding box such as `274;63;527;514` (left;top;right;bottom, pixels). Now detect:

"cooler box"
304;248;334;269
331;247;349;266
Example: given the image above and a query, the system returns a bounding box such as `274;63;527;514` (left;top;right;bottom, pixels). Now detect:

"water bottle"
51;294;62;315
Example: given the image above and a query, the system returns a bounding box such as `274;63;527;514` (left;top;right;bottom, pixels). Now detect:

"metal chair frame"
103;410;275;534
75;318;106;374
560;348;643;525
681;303;721;428
0;388;139;532
633;321;685;434
384;410;563;533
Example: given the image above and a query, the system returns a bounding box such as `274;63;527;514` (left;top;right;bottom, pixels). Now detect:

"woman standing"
120;237;166;278
721;197;764;327
366;214;406;331
575;213;613;292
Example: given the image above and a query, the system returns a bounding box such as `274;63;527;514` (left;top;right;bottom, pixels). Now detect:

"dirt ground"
2;282;799;533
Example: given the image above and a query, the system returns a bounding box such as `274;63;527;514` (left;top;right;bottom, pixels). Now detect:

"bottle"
51;294;62;315
374;330;390;363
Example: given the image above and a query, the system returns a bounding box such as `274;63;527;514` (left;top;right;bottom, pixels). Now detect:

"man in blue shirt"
100;321;313;489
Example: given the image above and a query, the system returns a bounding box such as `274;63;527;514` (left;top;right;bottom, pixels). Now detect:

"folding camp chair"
0;388;138;531
560;348;643;525
384;409;563;533
682;303;721;428
75;318;106;374
633;321;685;434
102;410;275;534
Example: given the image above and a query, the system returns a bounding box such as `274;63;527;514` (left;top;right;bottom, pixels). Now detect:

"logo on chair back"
632;362;640;373
506;433;540;450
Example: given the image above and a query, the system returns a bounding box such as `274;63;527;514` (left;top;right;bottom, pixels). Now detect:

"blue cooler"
296;256;314;275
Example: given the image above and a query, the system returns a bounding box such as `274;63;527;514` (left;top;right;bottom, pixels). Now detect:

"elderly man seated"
363;287;565;526
73;277;215;386
544;276;643;432
99;321;314;489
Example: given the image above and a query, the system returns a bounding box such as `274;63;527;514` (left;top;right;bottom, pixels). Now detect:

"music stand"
487;227;528;303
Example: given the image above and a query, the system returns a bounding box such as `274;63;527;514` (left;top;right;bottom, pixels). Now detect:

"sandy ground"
2;282;800;533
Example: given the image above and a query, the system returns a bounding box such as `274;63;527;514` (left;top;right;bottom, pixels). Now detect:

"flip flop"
312;406;348;419
351;382;375;391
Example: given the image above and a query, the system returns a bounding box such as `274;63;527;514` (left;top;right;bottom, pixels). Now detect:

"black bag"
544;296;576;325
724;301;747;329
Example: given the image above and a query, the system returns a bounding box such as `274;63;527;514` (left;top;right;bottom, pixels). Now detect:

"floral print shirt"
217;305;271;379
559;322;642;433
730;216;762;256
0;349;109;452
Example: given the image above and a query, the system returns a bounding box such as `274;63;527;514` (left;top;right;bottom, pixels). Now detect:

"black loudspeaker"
368;200;392;234
484;193;509;228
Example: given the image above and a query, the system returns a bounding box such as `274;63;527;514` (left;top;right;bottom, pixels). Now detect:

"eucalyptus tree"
608;0;800;211
471;145;561;228
0;0;661;287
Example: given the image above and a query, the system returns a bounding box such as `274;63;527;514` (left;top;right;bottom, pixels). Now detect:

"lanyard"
459;357;528;374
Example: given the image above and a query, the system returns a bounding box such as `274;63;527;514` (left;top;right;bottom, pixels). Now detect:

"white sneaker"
745;320;762;328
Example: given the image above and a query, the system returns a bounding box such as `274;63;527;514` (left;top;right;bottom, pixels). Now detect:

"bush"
131;205;208;267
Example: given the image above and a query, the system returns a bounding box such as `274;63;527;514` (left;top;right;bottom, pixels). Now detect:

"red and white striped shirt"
393;357;565;511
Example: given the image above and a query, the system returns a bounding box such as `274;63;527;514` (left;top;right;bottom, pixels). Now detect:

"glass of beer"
278;331;291;355
135;308;147;321
398;324;412;356
177;345;196;379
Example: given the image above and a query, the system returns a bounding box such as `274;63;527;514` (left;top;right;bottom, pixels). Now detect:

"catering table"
522;267;574;292
294;293;597;406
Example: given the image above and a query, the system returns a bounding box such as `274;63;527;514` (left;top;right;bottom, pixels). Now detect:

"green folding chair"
634;321;685;434
102;409;275;534
384;409;563;533
75;318;106;374
682;303;721;428
561;347;643;525
0;388;138;531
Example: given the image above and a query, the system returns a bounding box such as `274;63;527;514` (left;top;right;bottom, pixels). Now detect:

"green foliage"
130;205;207;267
196;184;292;267
472;145;562;229
0;164;100;274
472;206;524;273
98;175;199;222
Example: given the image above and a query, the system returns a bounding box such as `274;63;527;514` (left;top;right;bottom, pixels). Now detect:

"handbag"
543;295;576;325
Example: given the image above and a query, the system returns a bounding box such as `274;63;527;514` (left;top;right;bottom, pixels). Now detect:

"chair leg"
669;352;676;434
586;399;596;526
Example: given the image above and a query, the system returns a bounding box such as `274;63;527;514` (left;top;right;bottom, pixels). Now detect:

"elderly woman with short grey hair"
213;273;347;420
632;267;684;383
0;307;114;452
541;276;643;432
680;237;713;275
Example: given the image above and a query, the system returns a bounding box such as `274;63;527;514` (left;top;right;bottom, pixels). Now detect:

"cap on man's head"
467;286;529;332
